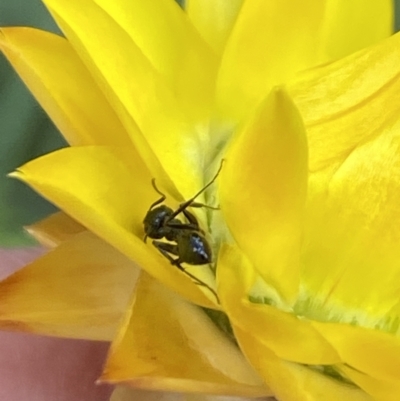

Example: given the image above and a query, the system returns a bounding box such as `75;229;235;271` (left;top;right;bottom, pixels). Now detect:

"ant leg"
166;210;203;233
167;217;199;231
152;240;179;263
149;179;166;209
180;210;205;234
181;209;201;229
166;203;215;232
174;262;220;304
152;241;219;303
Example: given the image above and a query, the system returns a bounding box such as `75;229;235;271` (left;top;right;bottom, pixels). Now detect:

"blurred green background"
0;0;399;246
0;0;64;245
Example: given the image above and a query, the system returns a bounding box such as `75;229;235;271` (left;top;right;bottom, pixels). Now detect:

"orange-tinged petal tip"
25;212;86;247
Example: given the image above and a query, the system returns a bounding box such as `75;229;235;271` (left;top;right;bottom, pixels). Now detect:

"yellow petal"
217;244;340;365
91;0;217;122
216;0;393;123
303;116;400;318
11;146;217;308
0;231;138;341
289;31;400;174
216;0;327;121
313;322;400;383
319;0;393;62
25;212;85;248
0;27;130;147
287;32;400;317
186;0;243;54
341;366;400;401
102;271;271;398
234;327;373;401
43;0;204;199
299;128;400;321
219;88;307;302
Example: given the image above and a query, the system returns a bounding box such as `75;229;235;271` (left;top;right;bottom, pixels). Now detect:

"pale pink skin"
0;248;113;401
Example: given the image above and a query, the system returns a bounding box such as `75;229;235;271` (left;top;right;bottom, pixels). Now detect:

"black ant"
143;162;224;301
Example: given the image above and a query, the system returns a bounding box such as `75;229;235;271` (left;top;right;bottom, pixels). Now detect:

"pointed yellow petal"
11;146;217;308
341;366;400;401
219;88;307;301
217;244;340;365
102;272;271;398
234;327;373;401
25;212;85;247
320;0;393;62
91;0;217;122
186;0;243;54
0;27;130;147
313;322;400;383
43;0;204;199
216;0;327;121
0;231;138;340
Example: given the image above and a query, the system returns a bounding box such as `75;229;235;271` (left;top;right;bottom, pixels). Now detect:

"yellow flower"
0;0;397;400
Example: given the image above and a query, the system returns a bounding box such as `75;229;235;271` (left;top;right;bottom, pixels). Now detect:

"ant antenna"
189;159;225;203
169;159;225;220
149;178;167;209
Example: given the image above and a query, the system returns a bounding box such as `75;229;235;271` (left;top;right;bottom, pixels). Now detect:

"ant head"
143;204;174;240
